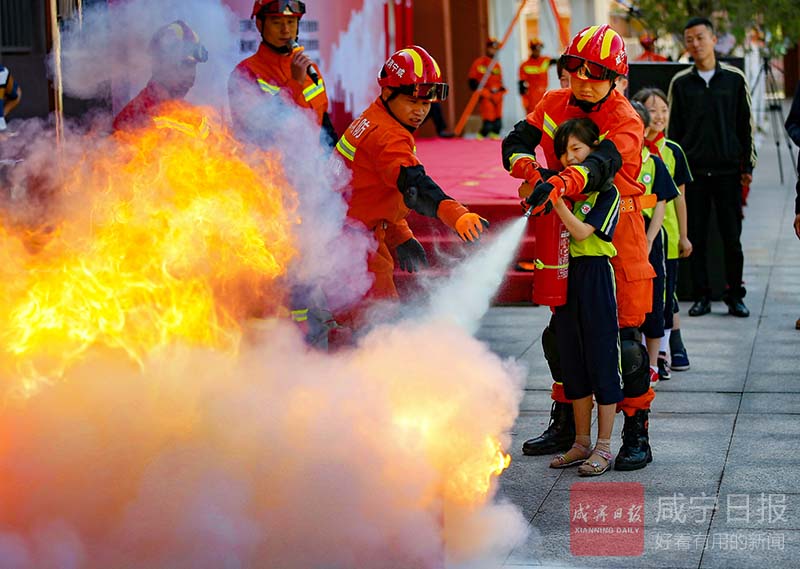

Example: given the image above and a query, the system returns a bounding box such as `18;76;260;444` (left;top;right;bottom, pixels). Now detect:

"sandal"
578;447;613;477
550;442;591;469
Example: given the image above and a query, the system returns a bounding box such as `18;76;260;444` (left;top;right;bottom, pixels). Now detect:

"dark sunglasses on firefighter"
394;82;449;101
559;54;617;81
258;0;306;17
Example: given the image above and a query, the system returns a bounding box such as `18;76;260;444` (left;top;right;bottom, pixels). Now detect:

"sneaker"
670;347;690;371
488;132;502;140
657;355;671;381
649;367;659;384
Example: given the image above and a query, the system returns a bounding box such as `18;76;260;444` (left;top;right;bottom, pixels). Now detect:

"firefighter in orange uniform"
228;0;337;145
468;38;506;139
518;38;553;115
636;33;669;62
113;20;207;132
335;46;489;307
502;25;656;471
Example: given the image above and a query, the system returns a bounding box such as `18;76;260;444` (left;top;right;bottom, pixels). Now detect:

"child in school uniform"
629;101;681;382
633;88;694;374
544;117;622;476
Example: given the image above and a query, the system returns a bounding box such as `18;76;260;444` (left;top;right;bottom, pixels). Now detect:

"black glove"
525;181;553;207
395;238;428;273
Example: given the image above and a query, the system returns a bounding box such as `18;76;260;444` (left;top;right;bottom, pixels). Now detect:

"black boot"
614;410;652;471
522;401;575;456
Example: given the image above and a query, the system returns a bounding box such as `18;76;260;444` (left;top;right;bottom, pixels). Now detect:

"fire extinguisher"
531;210;569;307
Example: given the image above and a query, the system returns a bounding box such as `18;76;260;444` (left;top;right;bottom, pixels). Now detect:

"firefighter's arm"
502;119;544;184
529;138;623;209
518;80;528;95
384;218;414;249
396;164;488;242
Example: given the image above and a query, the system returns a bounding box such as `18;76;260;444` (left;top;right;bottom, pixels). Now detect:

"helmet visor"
259;0;306;16
559;55;616;81
397;82;448;101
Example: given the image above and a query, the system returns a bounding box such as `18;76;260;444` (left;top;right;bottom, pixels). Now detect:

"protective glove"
525;175;567;216
455;213;490;242
395;238;428;273
509;156;542;184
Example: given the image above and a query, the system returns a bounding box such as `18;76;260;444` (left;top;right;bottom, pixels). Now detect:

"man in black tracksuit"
667;17;756;318
785;80;800;329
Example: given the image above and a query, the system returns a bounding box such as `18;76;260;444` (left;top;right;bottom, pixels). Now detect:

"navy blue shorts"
641;225;665;339
552;256;623;405
664;258;679;328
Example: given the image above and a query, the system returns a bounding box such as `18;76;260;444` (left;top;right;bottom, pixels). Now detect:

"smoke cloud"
0;1;532;566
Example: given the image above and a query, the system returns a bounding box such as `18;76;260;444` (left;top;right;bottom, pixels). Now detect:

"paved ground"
474;122;800;568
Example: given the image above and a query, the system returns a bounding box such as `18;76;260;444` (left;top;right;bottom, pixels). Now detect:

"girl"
545;118;622;476
632;88;694;374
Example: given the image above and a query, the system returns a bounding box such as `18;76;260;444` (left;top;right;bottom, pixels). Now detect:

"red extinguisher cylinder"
531;211;569;307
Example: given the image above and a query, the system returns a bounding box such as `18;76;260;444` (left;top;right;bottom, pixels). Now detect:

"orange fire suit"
113;81;173;132
228;43;333;141
334;98;469;302
635;50;668;62
468;55;505;121
519;56;551;114
503;88;655;413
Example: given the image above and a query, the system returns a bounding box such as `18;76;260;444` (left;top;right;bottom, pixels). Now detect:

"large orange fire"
0;104;298;397
0;105;519;566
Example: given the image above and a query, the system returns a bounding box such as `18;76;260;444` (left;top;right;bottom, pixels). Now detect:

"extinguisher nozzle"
523;206;534;218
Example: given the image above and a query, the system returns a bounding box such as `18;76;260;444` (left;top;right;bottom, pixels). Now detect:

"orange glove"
455;213;490;242
437;199;489;242
509;156;542;185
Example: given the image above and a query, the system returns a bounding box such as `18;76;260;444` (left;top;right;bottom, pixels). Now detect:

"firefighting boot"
522;401;575;456
614;409;652;471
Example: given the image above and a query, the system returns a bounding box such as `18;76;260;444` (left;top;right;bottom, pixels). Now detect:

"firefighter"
468;38;506;139
502;24;656;471
334;46;489;309
229;0;337;146
636;33;669;62
518;38;553;115
112;20;207;132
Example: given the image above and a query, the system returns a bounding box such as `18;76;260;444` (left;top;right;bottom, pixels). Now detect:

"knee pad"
541;324;562;381
620;327;649;398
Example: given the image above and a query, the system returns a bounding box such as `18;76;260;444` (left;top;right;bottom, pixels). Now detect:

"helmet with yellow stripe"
378;45;449;101
149;20;208;64
560;24;627;80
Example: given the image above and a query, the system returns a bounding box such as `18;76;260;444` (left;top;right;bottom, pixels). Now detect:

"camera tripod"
751;54;797;184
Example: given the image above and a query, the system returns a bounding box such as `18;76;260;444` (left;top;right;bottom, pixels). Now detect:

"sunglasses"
397;82;449;101
559;55;616;81
261;0;306;15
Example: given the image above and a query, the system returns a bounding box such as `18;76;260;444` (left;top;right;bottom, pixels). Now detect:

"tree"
630;0;800;55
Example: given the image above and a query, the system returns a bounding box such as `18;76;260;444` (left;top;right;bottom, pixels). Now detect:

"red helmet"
378;45;449;101
149;20;208;64
251;0;305;19
560;24;627;80
639;33;656;49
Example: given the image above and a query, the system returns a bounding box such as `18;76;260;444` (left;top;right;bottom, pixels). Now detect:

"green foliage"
631;0;800;54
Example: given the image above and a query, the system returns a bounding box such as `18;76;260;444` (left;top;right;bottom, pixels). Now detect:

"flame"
0;104;298;397
392;412;511;507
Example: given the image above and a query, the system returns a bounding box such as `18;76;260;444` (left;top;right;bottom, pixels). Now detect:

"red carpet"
395;138;546;304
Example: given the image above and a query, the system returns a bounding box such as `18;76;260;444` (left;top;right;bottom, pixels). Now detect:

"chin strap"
569;83;616;113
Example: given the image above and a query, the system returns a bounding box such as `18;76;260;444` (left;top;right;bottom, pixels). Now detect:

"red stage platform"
395;138;543;304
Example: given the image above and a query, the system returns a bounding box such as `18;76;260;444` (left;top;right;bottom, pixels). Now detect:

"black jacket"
667;61;756;177
784;81;800;213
